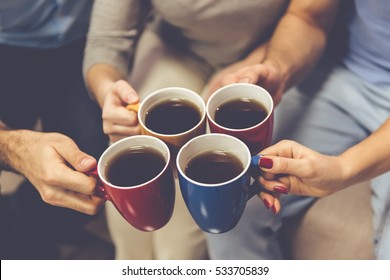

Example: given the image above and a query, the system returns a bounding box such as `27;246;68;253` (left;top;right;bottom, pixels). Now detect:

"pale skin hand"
0;130;105;215
260;140;347;194
206;44;284;105
255;140;347;214
86;63;140;143
206;0;340;106
257;118;390;214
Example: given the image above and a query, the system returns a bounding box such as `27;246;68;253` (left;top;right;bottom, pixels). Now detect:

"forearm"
0;130;29;172
86;63;125;108
83;0;149;105
260;0;339;91
340;118;390;186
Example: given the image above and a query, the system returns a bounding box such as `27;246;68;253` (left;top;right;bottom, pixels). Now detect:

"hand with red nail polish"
256;140;349;199
255;119;390;205
258;190;281;214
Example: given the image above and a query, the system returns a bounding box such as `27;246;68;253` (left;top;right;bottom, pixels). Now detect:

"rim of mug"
97;135;171;189
138;87;206;138
206;83;274;132
176;133;251;187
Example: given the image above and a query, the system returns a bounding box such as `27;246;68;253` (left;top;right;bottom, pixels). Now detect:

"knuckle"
43;171;59;186
40;188;57;204
102;122;111;134
113;80;128;94
304;158;317;177
86;206;101;216
101;110;110;121
84;179;97;195
278;158;290;171
279;139;293;147
82;202;102;216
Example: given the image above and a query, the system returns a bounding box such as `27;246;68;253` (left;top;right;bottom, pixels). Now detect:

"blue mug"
176;133;262;234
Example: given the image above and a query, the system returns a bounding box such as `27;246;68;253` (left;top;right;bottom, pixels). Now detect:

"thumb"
55;139;97;172
113;80;139;104
259;156;307;178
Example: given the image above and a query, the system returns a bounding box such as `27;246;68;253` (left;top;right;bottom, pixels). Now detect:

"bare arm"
84;0;149;142
262;0;339;93
340;117;390;186
207;0;340;105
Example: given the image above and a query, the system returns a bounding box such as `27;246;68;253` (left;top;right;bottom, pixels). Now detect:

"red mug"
206;83;274;155
89;135;175;232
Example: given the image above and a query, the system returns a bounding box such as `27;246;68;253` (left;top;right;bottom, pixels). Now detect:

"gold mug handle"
126;103;140;113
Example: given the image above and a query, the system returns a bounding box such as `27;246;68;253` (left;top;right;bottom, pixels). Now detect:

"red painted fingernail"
271;206;277;214
274;186;288;194
263;199;270;209
259;157;273;169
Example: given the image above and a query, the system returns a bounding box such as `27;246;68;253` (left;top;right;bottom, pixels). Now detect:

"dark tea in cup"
106;146;166;187
185;150;244;184
145;98;201;135
206;83;274;155
176;133;262;233
87;135;175;232
215;98;268;129
138;87;207;153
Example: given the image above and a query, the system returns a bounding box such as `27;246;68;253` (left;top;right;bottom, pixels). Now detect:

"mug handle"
247;154;269;199
85;168;111;201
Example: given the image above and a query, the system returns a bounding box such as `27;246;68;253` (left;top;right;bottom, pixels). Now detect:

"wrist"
337;152;359;187
0;130;31;173
263;58;289;83
87;64;124;108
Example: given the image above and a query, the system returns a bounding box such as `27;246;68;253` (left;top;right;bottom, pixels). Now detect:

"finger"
41;186;105;215
272;198;282;214
54;138;97;173
258;155;310;178
259;176;291;194
110;124;140;135
205;78;222;96
103;122;140;136
51;141;100;194
263;172;276;181
109;133;131;143
49;163;99;195
259;140;299;157
112;80;139;104
258;191;276;209
237;64;268;84
258;191;281;214
103;107;138;126
220;73;241;86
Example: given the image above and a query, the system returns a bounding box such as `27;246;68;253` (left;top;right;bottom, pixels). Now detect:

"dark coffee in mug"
106;147;166;187
145;98;201;135
185;151;244;184
215;98;268;129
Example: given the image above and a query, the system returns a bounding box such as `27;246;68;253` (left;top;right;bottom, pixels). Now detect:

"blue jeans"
206;61;390;259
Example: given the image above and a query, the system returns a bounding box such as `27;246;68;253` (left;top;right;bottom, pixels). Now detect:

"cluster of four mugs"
89;83;274;234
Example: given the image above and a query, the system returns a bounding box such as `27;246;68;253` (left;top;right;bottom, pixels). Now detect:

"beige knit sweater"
83;0;288;78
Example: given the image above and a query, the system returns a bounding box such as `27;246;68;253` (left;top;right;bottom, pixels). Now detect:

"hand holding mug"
101;80;140;143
